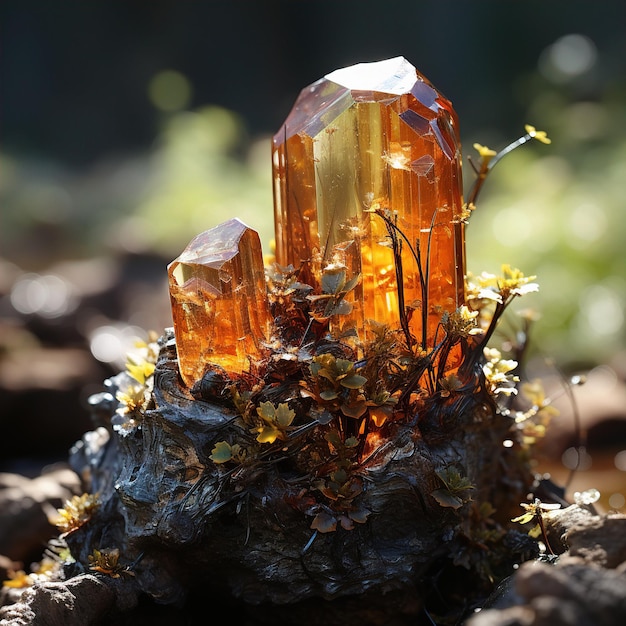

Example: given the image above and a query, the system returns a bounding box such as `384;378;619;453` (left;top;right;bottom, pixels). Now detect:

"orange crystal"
167;218;271;387
272;56;465;348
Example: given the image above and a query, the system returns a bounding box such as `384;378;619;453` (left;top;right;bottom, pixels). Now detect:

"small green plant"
467;124;551;209
88;548;135;578
198;126;552;536
307;264;361;321
254;401;297;444
511;498;561;554
431;466;475;509
114;332;159;435
307;353;368;417
309;430;371;532
2;558;59;589
53;493;100;534
209;441;247;464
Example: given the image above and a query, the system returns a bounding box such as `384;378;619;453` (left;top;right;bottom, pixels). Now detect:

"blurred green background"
1;1;625;480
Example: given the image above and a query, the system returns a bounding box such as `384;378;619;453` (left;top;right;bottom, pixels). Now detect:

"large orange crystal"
168;218;271;387
272;56;465;348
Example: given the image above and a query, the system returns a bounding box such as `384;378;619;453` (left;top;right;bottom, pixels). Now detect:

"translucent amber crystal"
168;218;271;387
272;56;465;349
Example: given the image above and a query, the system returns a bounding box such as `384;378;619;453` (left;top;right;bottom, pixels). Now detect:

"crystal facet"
168;218;271;387
272;56;465;347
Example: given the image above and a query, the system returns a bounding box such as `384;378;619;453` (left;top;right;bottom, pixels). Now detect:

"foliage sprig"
116;126;553;537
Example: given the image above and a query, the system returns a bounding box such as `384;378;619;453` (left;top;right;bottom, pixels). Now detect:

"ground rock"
0;575;116;626
0;466;80;565
564;514;626;568
466;506;626;626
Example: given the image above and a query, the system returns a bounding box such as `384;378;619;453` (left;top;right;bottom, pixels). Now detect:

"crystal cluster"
169;57;466;387
273;56;465;346
167;218;271;387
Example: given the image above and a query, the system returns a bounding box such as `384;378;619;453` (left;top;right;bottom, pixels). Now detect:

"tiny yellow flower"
473;143;497;167
473;143;497;158
126;360;155;386
53;493;100;533
116;383;147;415
497;265;539;300
511;499;560;525
483;347;519;396
2;570;32;588
524;124;551;144
459;202;476;224
443;305;483;338
439;373;463;398
88;548;133;578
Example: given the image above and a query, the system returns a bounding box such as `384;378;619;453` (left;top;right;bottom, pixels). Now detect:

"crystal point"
272;56;465;348
168;218;271;387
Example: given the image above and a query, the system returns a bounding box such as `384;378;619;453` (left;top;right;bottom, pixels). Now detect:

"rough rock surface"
4;335;625;625
467;505;626;626
1;330;538;625
0;466;80;570
0;575;116;626
27;331;528;625
3;496;626;625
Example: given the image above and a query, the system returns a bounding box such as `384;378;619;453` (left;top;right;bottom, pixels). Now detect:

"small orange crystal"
272;56;465;349
168;218;271;387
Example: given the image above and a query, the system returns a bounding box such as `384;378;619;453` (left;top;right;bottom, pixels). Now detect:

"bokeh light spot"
492;206;531;246
580;284;624;337
89;324;146;368
148;70;192;112
574;488;600;505
614;450;626;472
539;34;597;83
608;493;625;510
10;273;76;318
562;446;592;471
569;202;607;247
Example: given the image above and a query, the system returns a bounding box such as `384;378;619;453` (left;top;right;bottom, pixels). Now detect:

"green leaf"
127;361;155;385
340;374;367;389
349;507;370;524
343;274;361;293
256;425;280;444
341;400;367;418
321;269;346;294
325;299;353;317
435;466;474;492
334;359;354;375
256;401;275;421
210;441;233;463
320;389;339;400
431;489;464;509
344;436;360;448
275;403;296;428
317;368;337;383
311;511;337;533
331;469;348;484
